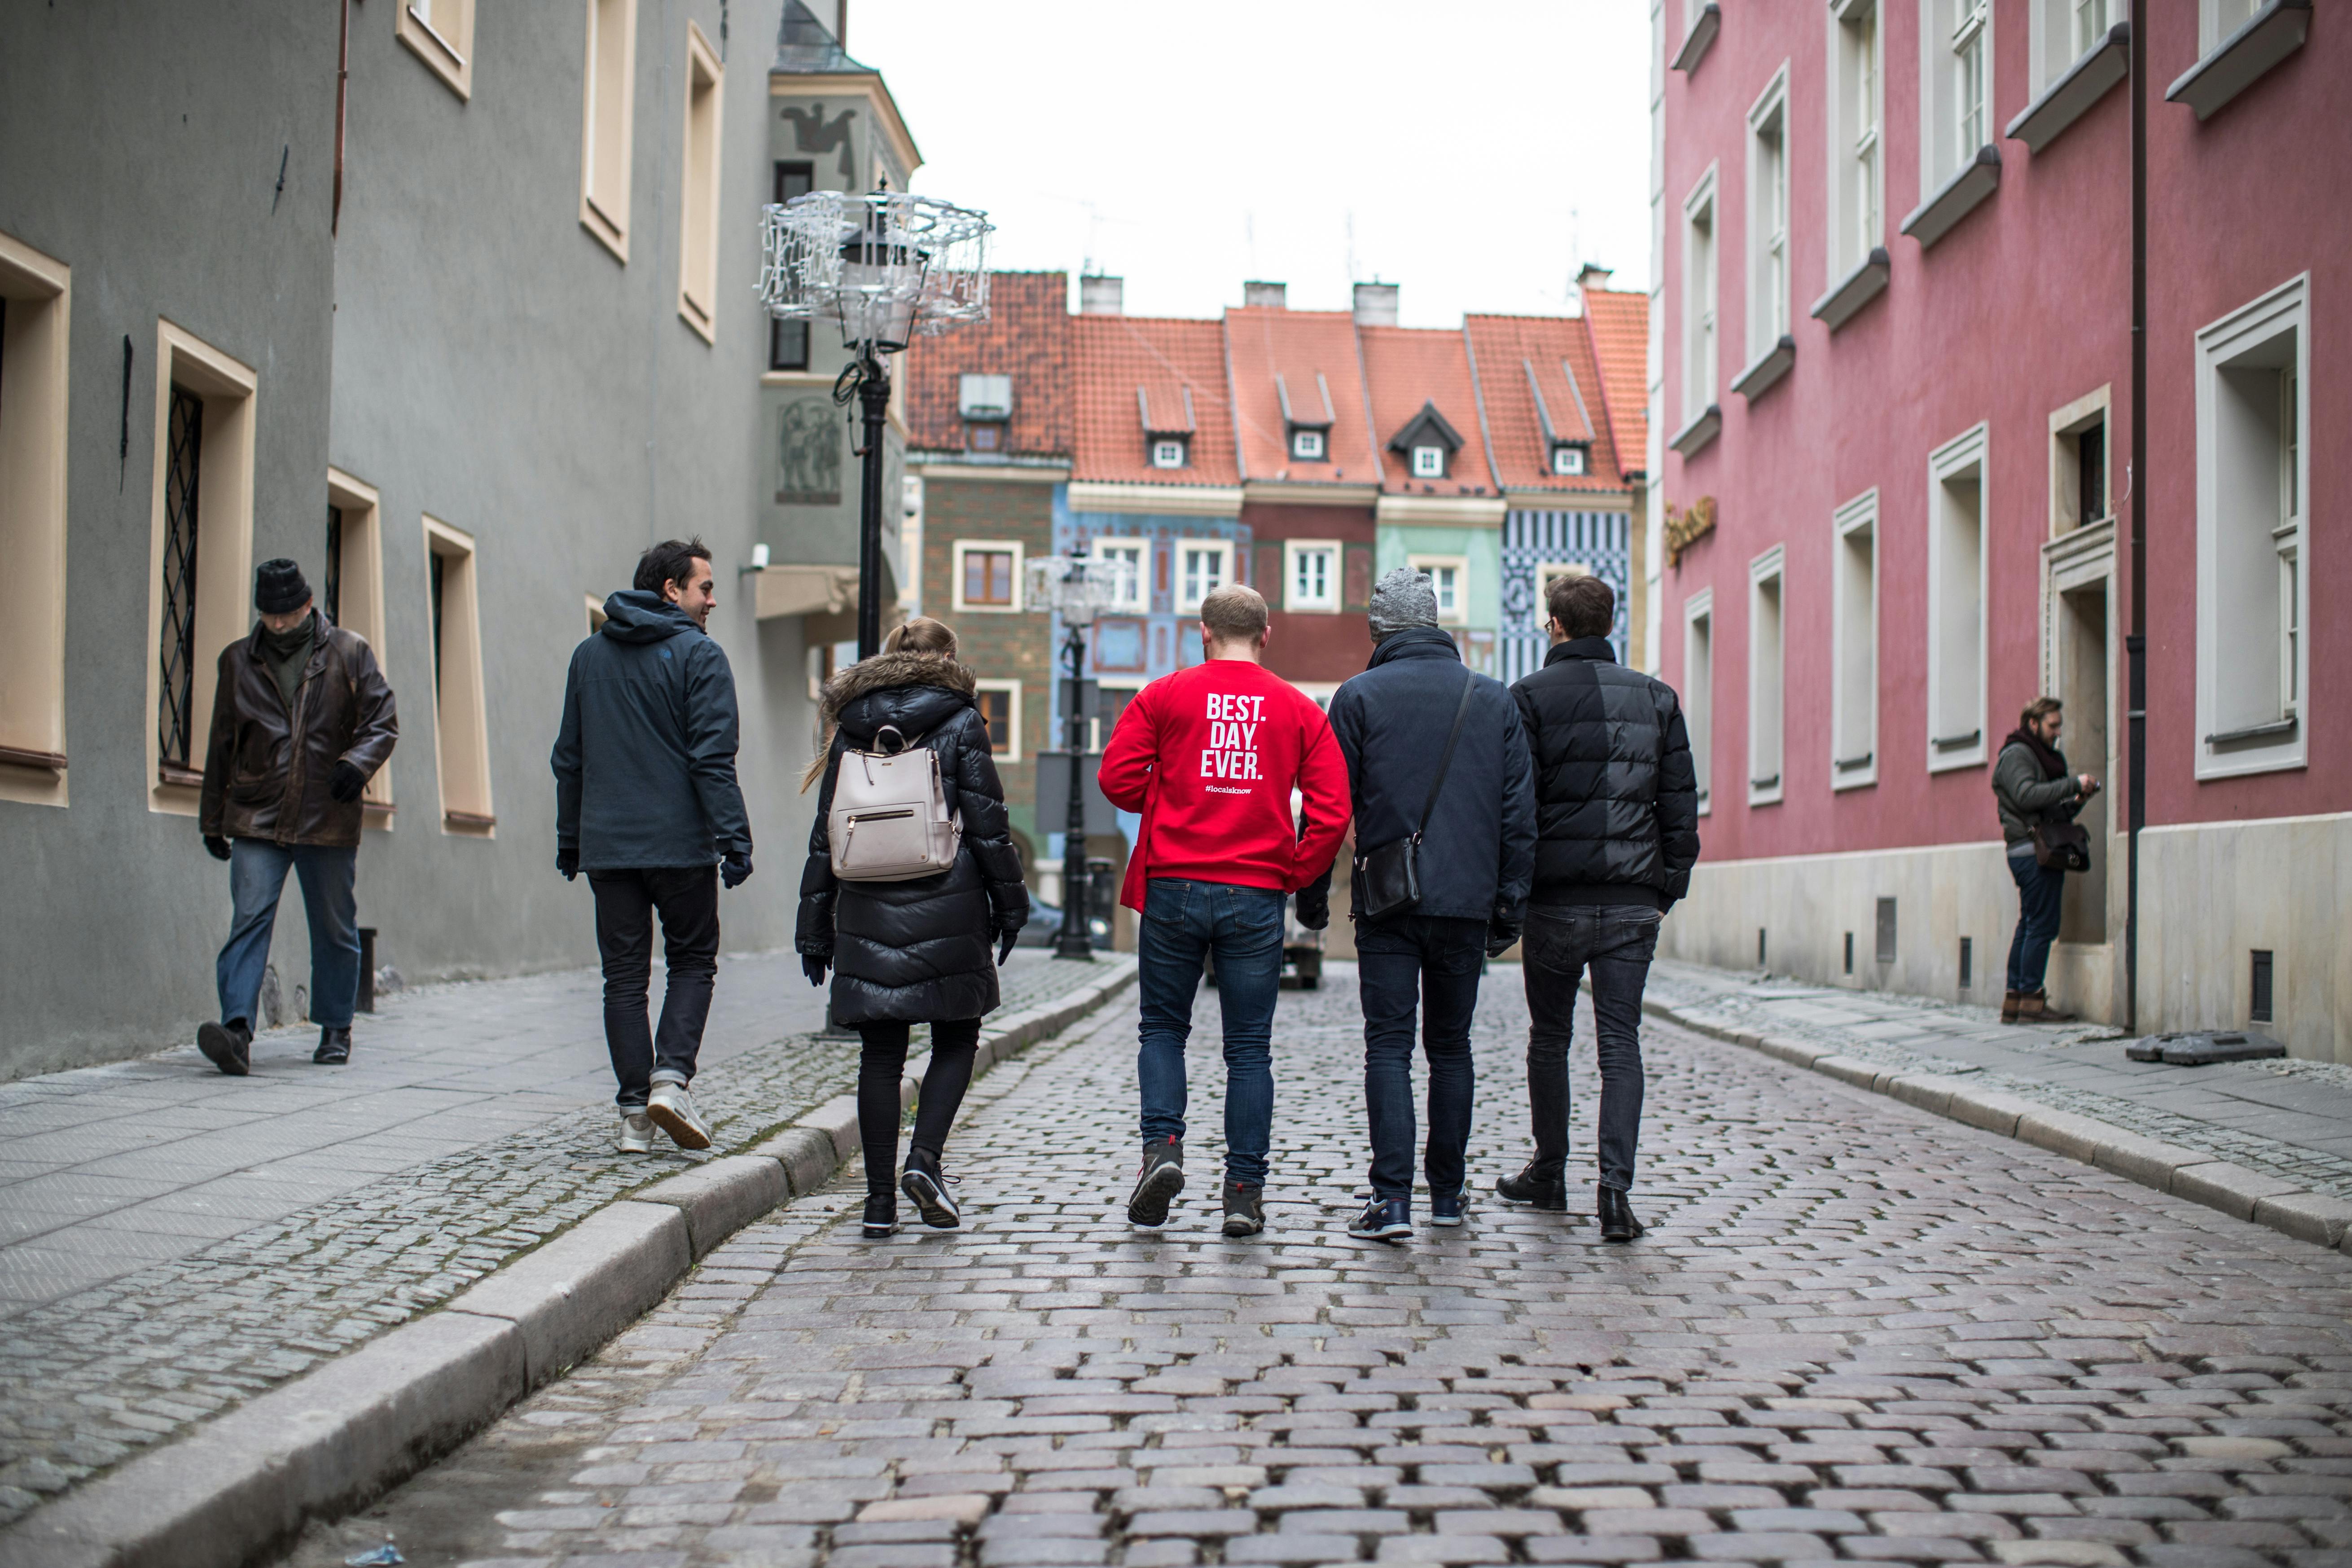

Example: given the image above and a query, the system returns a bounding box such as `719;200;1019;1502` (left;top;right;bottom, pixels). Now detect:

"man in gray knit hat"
1319;567;1534;1242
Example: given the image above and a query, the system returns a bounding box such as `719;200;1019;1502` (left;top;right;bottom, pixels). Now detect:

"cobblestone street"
284;962;2352;1568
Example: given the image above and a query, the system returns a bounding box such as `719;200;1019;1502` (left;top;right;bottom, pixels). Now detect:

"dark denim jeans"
1356;914;1487;1205
590;865;720;1109
2005;843;2066;992
217;839;361;1030
1523;904;1662;1193
1137;877;1286;1186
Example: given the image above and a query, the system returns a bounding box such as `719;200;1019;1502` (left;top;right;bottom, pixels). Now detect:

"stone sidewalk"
1644;960;2352;1207
0;949;1113;1527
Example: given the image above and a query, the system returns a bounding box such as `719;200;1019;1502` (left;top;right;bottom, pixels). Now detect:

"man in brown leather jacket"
196;558;398;1074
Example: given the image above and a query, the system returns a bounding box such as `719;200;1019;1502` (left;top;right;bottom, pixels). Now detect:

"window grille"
325;505;344;624
157;386;205;771
430;549;447;699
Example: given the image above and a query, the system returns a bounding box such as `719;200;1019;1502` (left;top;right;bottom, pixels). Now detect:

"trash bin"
1085;857;1116;949
356;927;377;1013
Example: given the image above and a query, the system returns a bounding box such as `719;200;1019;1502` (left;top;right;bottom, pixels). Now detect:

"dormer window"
1291;427;1327;462
958;373;1013;422
1151;437;1188;470
1552;444;1587;476
1387;399;1466;485
967;425;1002;453
1411;445;1445;479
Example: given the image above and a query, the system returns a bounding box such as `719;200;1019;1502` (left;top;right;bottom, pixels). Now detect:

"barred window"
325;504;344;625
157;386;204;773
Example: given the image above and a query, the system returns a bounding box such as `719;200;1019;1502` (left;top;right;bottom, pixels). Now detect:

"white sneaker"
618;1109;654;1154
646;1081;712;1151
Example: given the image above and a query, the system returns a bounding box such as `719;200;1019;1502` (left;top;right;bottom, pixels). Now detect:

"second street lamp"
1029;549;1135;961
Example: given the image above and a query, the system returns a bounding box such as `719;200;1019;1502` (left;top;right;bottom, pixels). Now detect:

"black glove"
557;847;579;881
997;927;1019;966
328;760;369;804
1294;884;1330;931
1484;920;1522;958
722;852;753;889
803;952;830;987
204;835;233;862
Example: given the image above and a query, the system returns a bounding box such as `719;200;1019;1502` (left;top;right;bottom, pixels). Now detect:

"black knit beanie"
254;558;311;615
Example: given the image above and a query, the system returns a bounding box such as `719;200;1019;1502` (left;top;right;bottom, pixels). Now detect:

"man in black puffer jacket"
1501;573;1698;1242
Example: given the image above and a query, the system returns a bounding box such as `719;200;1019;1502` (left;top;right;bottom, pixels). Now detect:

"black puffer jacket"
1509;636;1701;910
796;653;1029;1024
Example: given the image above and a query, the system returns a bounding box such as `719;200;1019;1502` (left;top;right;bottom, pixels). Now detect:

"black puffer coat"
1509;636;1701;910
796;653;1029;1024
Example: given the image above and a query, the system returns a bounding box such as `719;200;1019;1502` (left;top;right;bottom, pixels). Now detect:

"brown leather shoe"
2001;989;2023;1024
2022;988;2077;1023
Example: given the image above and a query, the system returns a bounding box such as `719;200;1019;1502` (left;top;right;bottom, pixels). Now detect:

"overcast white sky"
849;1;1652;329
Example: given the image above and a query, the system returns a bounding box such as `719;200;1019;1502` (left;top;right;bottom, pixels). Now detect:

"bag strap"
1412;671;1479;843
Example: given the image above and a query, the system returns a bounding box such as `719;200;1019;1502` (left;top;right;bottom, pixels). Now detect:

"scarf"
2001;724;2067;781
260;613;316;711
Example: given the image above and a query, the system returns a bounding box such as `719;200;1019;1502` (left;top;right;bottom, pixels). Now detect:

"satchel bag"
828;723;964;882
1351;672;1477;923
2032;817;2091;873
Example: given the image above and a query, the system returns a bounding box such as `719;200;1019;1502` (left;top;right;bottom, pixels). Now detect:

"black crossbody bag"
1351;672;1477;923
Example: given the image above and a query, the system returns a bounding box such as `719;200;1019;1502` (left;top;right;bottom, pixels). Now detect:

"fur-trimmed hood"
820;650;977;723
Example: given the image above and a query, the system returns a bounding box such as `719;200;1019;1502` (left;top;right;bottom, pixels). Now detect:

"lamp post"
1029;549;1135;960
760;191;992;659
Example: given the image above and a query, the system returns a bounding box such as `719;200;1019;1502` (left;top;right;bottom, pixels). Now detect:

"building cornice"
1375;494;1509;528
1067;481;1244;517
912;457;1070;484
1241;481;1382;508
1503;488;1637;513
768;73;921;178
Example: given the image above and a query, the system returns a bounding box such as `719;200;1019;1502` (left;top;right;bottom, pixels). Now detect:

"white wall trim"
1926;421;1991;774
1831;488;1880;791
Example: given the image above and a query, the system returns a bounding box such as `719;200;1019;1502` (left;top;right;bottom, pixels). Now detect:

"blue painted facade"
1499;508;1633;682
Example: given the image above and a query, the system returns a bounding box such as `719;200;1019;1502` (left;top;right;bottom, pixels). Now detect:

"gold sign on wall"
1665;496;1716;566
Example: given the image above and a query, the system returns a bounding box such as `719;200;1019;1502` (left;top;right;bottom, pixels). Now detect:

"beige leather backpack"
827;724;963;882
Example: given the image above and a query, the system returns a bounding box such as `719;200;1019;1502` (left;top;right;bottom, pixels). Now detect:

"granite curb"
0;958;1138;1568
1645;992;2352;1258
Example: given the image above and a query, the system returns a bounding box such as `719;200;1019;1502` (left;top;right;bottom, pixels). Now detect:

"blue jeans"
1523;904;1662;1193
1356;914;1487;1205
1136;877;1286;1186
217;838;361;1030
2006;844;2066;992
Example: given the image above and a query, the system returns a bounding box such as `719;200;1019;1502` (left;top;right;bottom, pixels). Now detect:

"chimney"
1242;280;1287;310
1575;264;1615;293
835;0;848;49
1079;275;1124;316
1352;282;1399;327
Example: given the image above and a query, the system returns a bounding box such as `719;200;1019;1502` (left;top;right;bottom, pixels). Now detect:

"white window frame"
1552;444;1587;476
1290;427;1327;462
1832;489;1880;791
1093;538;1147;611
1746;66;1792;362
327;468;394;817
974;678;1023;763
1682;167;1720;425
2047;384;2113;537
951;538;1024;614
1285;539;1341;614
579;0;640;264
0;230;71;810
1409;554;1471;625
2194;273;2310;780
1921;0;1995;192
1176;538;1235;615
1926;422;1991;773
1748;546;1786;807
1685;588;1715;815
1827;0;1885;285
2032;0;2122;92
397;0;476;100
423;514;495;835
2200;0;2262;55
1150;438;1188;470
1411;445;1445;479
674;22;724;342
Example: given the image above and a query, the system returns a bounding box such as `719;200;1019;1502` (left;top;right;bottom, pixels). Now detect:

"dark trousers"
1523;904;1662;1193
589;865;719;1109
2005;844;2066;993
1356;914;1487;1205
1136;877;1286;1186
857;1019;982;1198
217;839;361;1029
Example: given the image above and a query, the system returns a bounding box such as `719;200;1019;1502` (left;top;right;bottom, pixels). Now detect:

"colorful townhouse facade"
1649;0;2344;1056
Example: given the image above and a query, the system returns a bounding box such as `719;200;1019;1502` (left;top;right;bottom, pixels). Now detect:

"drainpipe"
2124;9;2147;1034
333;0;351;236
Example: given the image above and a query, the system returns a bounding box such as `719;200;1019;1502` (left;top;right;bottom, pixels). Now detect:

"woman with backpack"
796;617;1030;1238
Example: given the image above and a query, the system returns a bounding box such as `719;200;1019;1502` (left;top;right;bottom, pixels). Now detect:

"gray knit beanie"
1367;566;1439;639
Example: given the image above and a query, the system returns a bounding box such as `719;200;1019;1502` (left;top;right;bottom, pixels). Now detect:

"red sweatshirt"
1099;658;1352;913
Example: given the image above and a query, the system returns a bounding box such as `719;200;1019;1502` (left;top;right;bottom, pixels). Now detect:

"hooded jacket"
795;651;1029;1025
200;609;398;848
1510;636;1701;909
1324;627;1536;926
551;590;751;872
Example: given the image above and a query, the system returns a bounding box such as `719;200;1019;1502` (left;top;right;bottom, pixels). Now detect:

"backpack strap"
1412;672;1478;843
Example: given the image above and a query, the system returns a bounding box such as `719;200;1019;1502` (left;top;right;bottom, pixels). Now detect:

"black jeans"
589;865;720;1109
1356;914;1488;1204
1523;904;1662;1193
858;1019;982;1198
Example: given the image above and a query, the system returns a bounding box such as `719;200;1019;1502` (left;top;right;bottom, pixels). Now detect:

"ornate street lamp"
760;190;992;658
1028;549;1136;960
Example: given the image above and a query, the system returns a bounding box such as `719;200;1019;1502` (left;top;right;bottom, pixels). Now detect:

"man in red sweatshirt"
1099;583;1351;1237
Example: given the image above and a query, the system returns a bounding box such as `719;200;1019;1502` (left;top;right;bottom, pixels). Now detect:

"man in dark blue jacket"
1322;567;1536;1242
553;539;753;1156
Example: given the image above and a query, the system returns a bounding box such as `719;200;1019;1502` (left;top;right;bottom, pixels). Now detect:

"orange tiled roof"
1464;313;1629;494
1071;314;1238;486
903;272;1072;458
1581;287;1650;478
1356;325;1496;496
1221;307;1377;485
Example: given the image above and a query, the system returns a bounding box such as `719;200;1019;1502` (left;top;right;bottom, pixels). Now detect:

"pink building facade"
1650;0;2345;1056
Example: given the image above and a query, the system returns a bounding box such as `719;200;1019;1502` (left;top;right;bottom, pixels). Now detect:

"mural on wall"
776;397;842;505
1500;509;1632;681
780;104;858;182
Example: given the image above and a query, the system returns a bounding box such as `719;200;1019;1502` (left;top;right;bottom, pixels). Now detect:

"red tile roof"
1071;314;1238;486
903;272;1072;458
1356;326;1496;496
1464;313;1629;494
1581;287;1650;479
1221;307;1377;486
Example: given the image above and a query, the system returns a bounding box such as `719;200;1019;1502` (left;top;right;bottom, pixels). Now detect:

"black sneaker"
1221;1182;1264;1238
1348;1196;1412;1243
1495;1160;1567;1212
1127;1137;1185;1226
901;1147;961;1230
197;1021;252;1077
1430;1184;1469;1227
1597;1184;1646;1243
861;1194;900;1239
313;1025;351;1065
